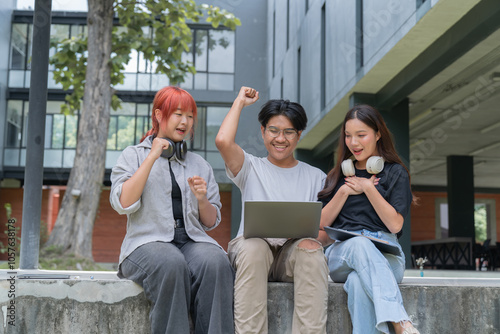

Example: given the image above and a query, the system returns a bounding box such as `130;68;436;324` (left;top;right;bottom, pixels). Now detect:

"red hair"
141;86;198;142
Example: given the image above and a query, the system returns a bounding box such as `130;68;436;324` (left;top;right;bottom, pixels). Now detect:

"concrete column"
350;93;412;268
20;0;52;269
446;155;475;239
382;99;411;269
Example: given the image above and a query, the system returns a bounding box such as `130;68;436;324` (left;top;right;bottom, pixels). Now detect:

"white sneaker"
402;326;420;334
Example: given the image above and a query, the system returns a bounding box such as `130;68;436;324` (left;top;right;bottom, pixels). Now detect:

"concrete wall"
267;0;438;137
0;276;499;333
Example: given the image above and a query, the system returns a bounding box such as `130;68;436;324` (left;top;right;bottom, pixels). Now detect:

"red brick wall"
0;187;232;263
0;188;50;260
2;186;499;262
207;191;232;251
410;191;500;242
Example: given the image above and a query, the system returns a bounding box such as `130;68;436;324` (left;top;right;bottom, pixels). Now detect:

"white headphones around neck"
341;156;384;176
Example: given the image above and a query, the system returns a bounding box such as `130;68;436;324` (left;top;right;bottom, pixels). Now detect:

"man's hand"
236;86;259;108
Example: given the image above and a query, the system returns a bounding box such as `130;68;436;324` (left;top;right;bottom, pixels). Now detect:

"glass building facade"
4;11;236;182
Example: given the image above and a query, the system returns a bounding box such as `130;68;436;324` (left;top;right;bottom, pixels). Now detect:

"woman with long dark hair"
318;105;419;334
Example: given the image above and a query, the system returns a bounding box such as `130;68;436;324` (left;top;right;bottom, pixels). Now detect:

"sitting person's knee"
298;238;322;250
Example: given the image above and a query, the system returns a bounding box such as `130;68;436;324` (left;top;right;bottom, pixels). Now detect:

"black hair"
257;99;308;131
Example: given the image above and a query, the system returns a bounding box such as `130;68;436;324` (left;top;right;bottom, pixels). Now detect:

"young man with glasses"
216;86;328;334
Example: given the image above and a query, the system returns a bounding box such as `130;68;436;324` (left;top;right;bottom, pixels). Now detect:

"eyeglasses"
265;126;298;140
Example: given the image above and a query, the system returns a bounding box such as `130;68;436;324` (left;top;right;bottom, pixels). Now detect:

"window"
286;0;290;50
107;103;151;151
297;47;301;103
320;4;326;110
416;0;428;9
189;105;230;170
272;10;276;77
5;101;23;148
10;24;29;70
356;0;364;71
8;21;234;92
9;23;30;87
435;198;497;244
3;99;227;172
180;28;235;91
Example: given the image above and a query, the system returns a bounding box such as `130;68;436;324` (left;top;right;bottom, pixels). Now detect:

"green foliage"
474;204;487;243
0;203;102;270
49;0;240;115
0;204;20;255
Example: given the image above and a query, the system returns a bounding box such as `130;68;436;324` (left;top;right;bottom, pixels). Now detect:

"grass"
0;245;109;271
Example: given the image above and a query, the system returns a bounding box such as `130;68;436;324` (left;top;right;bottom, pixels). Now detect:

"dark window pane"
22;101;29;147
26;24;33;70
65;115;78;148
6;101;23;147
192;106;206;150
10;24;28;70
107;117;117;150
52;114;65;149
117;116;135;150
195;30;208;72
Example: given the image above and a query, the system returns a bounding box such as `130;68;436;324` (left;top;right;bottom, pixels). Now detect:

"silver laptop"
243;201;322;239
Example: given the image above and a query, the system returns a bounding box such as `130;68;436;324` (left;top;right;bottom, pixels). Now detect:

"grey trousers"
120;228;235;334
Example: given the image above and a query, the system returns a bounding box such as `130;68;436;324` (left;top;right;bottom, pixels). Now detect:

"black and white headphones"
341;156;384;176
158;137;187;160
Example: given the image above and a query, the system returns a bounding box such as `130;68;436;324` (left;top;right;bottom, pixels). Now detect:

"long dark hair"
318;104;413;201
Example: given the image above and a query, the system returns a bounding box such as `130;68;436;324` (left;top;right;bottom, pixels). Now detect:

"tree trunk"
45;0;114;260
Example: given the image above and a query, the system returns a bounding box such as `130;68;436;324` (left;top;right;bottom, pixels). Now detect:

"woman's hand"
344;175;379;194
188;175;217;228
188;175;208;201
149;137;171;160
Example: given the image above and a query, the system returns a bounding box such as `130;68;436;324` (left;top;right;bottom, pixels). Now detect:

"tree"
45;0;240;260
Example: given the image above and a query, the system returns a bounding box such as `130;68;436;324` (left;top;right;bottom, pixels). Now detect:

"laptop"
324;226;400;255
243;201;322;239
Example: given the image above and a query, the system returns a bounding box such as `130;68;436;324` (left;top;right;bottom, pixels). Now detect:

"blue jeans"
119;228;235;334
325;230;409;334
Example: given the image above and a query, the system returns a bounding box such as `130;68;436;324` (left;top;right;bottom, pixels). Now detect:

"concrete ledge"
1;270;499;333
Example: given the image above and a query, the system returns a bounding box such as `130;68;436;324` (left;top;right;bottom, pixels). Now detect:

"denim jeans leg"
328;236;409;334
120;242;191;334
181;240;235;334
344;271;379;334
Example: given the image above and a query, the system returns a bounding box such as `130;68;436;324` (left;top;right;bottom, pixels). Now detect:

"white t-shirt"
227;151;326;238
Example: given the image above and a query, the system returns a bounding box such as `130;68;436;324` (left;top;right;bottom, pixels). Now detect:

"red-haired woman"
317;105;419;334
110;86;234;334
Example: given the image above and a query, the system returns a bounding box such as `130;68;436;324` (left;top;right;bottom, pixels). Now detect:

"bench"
1;271;499;333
